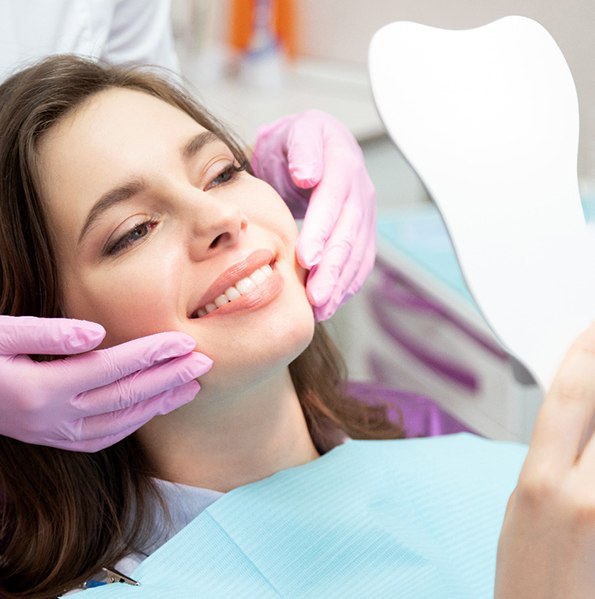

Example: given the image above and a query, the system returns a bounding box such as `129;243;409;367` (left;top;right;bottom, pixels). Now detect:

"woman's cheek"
67;270;181;348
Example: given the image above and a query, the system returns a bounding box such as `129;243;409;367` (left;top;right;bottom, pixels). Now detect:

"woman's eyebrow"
78;178;147;245
183;130;220;159
78;131;222;245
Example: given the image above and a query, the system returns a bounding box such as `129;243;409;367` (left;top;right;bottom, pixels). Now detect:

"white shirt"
0;0;179;82
61;479;223;594
114;478;224;576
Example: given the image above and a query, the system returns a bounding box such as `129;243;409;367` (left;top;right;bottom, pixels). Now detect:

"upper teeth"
195;264;274;317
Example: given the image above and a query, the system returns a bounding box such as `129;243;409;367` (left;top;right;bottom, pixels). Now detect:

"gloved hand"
0;316;211;452
252;109;376;321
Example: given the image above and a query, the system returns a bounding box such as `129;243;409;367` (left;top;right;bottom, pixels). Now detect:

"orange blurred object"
229;0;297;59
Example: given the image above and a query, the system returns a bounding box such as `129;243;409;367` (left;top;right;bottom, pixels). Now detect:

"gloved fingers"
311;218;376;321
74;351;212;416
0;315;105;356
305;189;369;319
296;166;351;269
60;380;200;450
305;212;357;307
44;331;200;391
286;113;325;189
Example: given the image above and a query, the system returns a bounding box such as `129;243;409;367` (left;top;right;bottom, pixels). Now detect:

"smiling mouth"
191;264;275;318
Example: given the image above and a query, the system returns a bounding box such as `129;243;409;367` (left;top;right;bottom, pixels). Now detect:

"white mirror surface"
369;16;595;390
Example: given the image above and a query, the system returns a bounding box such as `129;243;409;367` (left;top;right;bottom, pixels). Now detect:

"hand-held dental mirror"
369;16;595;391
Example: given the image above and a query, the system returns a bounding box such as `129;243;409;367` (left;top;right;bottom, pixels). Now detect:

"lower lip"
195;270;284;319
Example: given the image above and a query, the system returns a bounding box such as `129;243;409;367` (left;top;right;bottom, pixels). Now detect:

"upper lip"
188;249;275;317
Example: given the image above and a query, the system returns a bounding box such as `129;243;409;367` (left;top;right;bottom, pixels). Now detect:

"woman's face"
38;88;315;389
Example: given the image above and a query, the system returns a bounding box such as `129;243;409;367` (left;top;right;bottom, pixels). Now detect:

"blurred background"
170;0;595;443
171;0;595;203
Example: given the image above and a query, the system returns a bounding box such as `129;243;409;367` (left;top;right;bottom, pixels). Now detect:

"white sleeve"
0;0;112;81
102;0;181;74
0;0;180;82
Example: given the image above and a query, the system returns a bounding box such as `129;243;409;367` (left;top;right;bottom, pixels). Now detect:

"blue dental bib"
84;434;526;598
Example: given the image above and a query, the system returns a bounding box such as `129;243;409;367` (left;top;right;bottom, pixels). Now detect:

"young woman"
0;56;594;599
0;0;376;455
0;55;400;598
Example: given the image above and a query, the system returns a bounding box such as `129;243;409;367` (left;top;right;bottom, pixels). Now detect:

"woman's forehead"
36;88;212;236
51;87;207;145
38;88;210;186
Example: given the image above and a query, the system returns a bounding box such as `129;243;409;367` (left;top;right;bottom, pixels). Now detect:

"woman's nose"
187;197;248;261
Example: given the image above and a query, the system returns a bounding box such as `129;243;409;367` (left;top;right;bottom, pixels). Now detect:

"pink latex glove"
0;316;211;452
252;109;376;321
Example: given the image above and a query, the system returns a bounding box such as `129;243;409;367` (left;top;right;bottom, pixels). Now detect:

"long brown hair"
0;55;403;598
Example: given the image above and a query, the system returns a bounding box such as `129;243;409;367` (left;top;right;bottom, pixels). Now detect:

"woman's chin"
195;316;314;392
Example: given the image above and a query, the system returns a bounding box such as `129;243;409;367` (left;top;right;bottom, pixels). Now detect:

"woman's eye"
105;219;158;256
205;162;247;191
